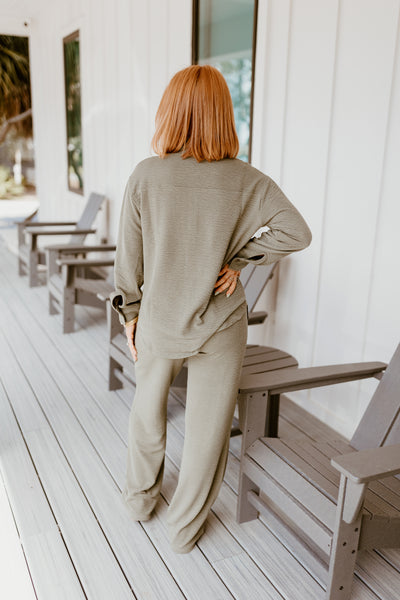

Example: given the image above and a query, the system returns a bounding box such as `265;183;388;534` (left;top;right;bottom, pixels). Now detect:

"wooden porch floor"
0;238;399;600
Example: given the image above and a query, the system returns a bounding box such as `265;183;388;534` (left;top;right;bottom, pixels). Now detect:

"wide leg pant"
121;311;248;553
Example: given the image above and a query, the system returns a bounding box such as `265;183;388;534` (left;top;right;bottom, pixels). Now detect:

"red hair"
151;65;239;162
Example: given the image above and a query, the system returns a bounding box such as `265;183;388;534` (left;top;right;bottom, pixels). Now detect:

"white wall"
2;0;399;438
8;0;191;240
250;0;400;437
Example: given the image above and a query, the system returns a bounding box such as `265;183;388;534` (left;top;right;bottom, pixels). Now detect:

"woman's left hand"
214;263;241;297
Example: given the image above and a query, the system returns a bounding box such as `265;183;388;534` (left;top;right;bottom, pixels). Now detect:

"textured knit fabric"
122;310;248;552
111;151;311;358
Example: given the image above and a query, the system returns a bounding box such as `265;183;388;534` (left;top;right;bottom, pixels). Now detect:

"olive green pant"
121;311;248;553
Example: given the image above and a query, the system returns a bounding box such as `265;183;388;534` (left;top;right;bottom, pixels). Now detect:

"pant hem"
121;492;155;522
169;525;205;554
170;542;196;554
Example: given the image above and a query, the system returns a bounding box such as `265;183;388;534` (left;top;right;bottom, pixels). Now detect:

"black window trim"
191;0;258;163
63;29;84;195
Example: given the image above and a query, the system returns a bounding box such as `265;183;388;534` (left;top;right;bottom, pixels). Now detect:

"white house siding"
251;0;400;436
1;0;399;436
12;0;191;239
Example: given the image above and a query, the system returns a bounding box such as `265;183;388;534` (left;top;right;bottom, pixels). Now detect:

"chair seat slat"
247;439;337;530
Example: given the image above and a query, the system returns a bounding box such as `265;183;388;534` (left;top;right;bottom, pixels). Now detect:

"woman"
111;64;311;554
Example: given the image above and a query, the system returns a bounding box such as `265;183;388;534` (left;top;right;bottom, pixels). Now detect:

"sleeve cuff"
228;257;251;271
109;290;140;325
124;317;138;327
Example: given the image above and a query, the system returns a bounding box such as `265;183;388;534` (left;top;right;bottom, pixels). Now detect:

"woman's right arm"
110;178;144;325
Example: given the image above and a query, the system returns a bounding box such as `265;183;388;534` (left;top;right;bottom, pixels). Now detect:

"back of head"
151;65;239;162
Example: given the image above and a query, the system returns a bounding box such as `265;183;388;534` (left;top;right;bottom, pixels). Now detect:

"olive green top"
111;152;312;358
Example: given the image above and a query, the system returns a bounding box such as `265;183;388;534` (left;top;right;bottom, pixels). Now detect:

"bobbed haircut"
151;65;239;162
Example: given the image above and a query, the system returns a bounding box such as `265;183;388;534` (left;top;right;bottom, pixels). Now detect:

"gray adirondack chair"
14;206;39;229
237;344;400;600
17;192;106;286
47;259;275;336
47;245;115;333
106;261;279;392
14;206;39;247
238;262;276;325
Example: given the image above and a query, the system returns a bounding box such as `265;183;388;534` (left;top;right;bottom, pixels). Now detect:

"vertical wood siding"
27;0;191;238
6;0;399;436
251;0;400;436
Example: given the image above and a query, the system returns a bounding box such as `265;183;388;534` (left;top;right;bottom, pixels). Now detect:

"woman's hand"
214;263;241;297
125;320;138;362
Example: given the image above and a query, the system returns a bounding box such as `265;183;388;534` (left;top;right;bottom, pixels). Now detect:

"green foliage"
64;39;81;138
0;165;25;198
0;35;32;137
64;36;83;190
209;57;252;161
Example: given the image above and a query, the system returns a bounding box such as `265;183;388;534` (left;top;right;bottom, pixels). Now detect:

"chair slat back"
69;193;106;244
106;270;114;285
239;263;255;287
351;343;400;450
241;262;277;313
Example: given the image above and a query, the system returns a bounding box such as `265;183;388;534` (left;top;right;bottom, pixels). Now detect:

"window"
0;35;35;196
193;0;258;162
63;31;83;193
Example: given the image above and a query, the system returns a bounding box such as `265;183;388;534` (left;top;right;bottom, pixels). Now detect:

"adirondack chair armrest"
331;444;400;484
247;311;268;325
44;243;116;253
56;258;114;268
239;362;387;394
17;220;78;227
25;227;96;236
57;259;114;287
47;244;113;279
97;291;112;302
26;228;97;251
13;208;39;227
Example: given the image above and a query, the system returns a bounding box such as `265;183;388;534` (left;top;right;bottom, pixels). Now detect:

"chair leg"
18;256;26;276
325;477;363;599
266;393;280;437
237;471;260;523
236;391;269;523
238;391;269;452
49;290;59;315
28;250;39;287
62;288;75;333
109;356;123;391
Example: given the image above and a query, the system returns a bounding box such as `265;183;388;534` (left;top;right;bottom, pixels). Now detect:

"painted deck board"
0;278;222;599
0;394;57;600
0;313;179;599
0;241;398;599
0;281;276;600
0;338;87;600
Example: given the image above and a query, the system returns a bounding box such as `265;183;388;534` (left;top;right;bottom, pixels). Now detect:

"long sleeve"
107;154;311;358
110;177;144;325
228;178;312;271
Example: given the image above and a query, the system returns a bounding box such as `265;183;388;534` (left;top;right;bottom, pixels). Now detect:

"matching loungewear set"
111;151;312;553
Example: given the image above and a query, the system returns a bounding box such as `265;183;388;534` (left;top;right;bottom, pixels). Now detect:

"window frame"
191;0;258;163
63;29;84;195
